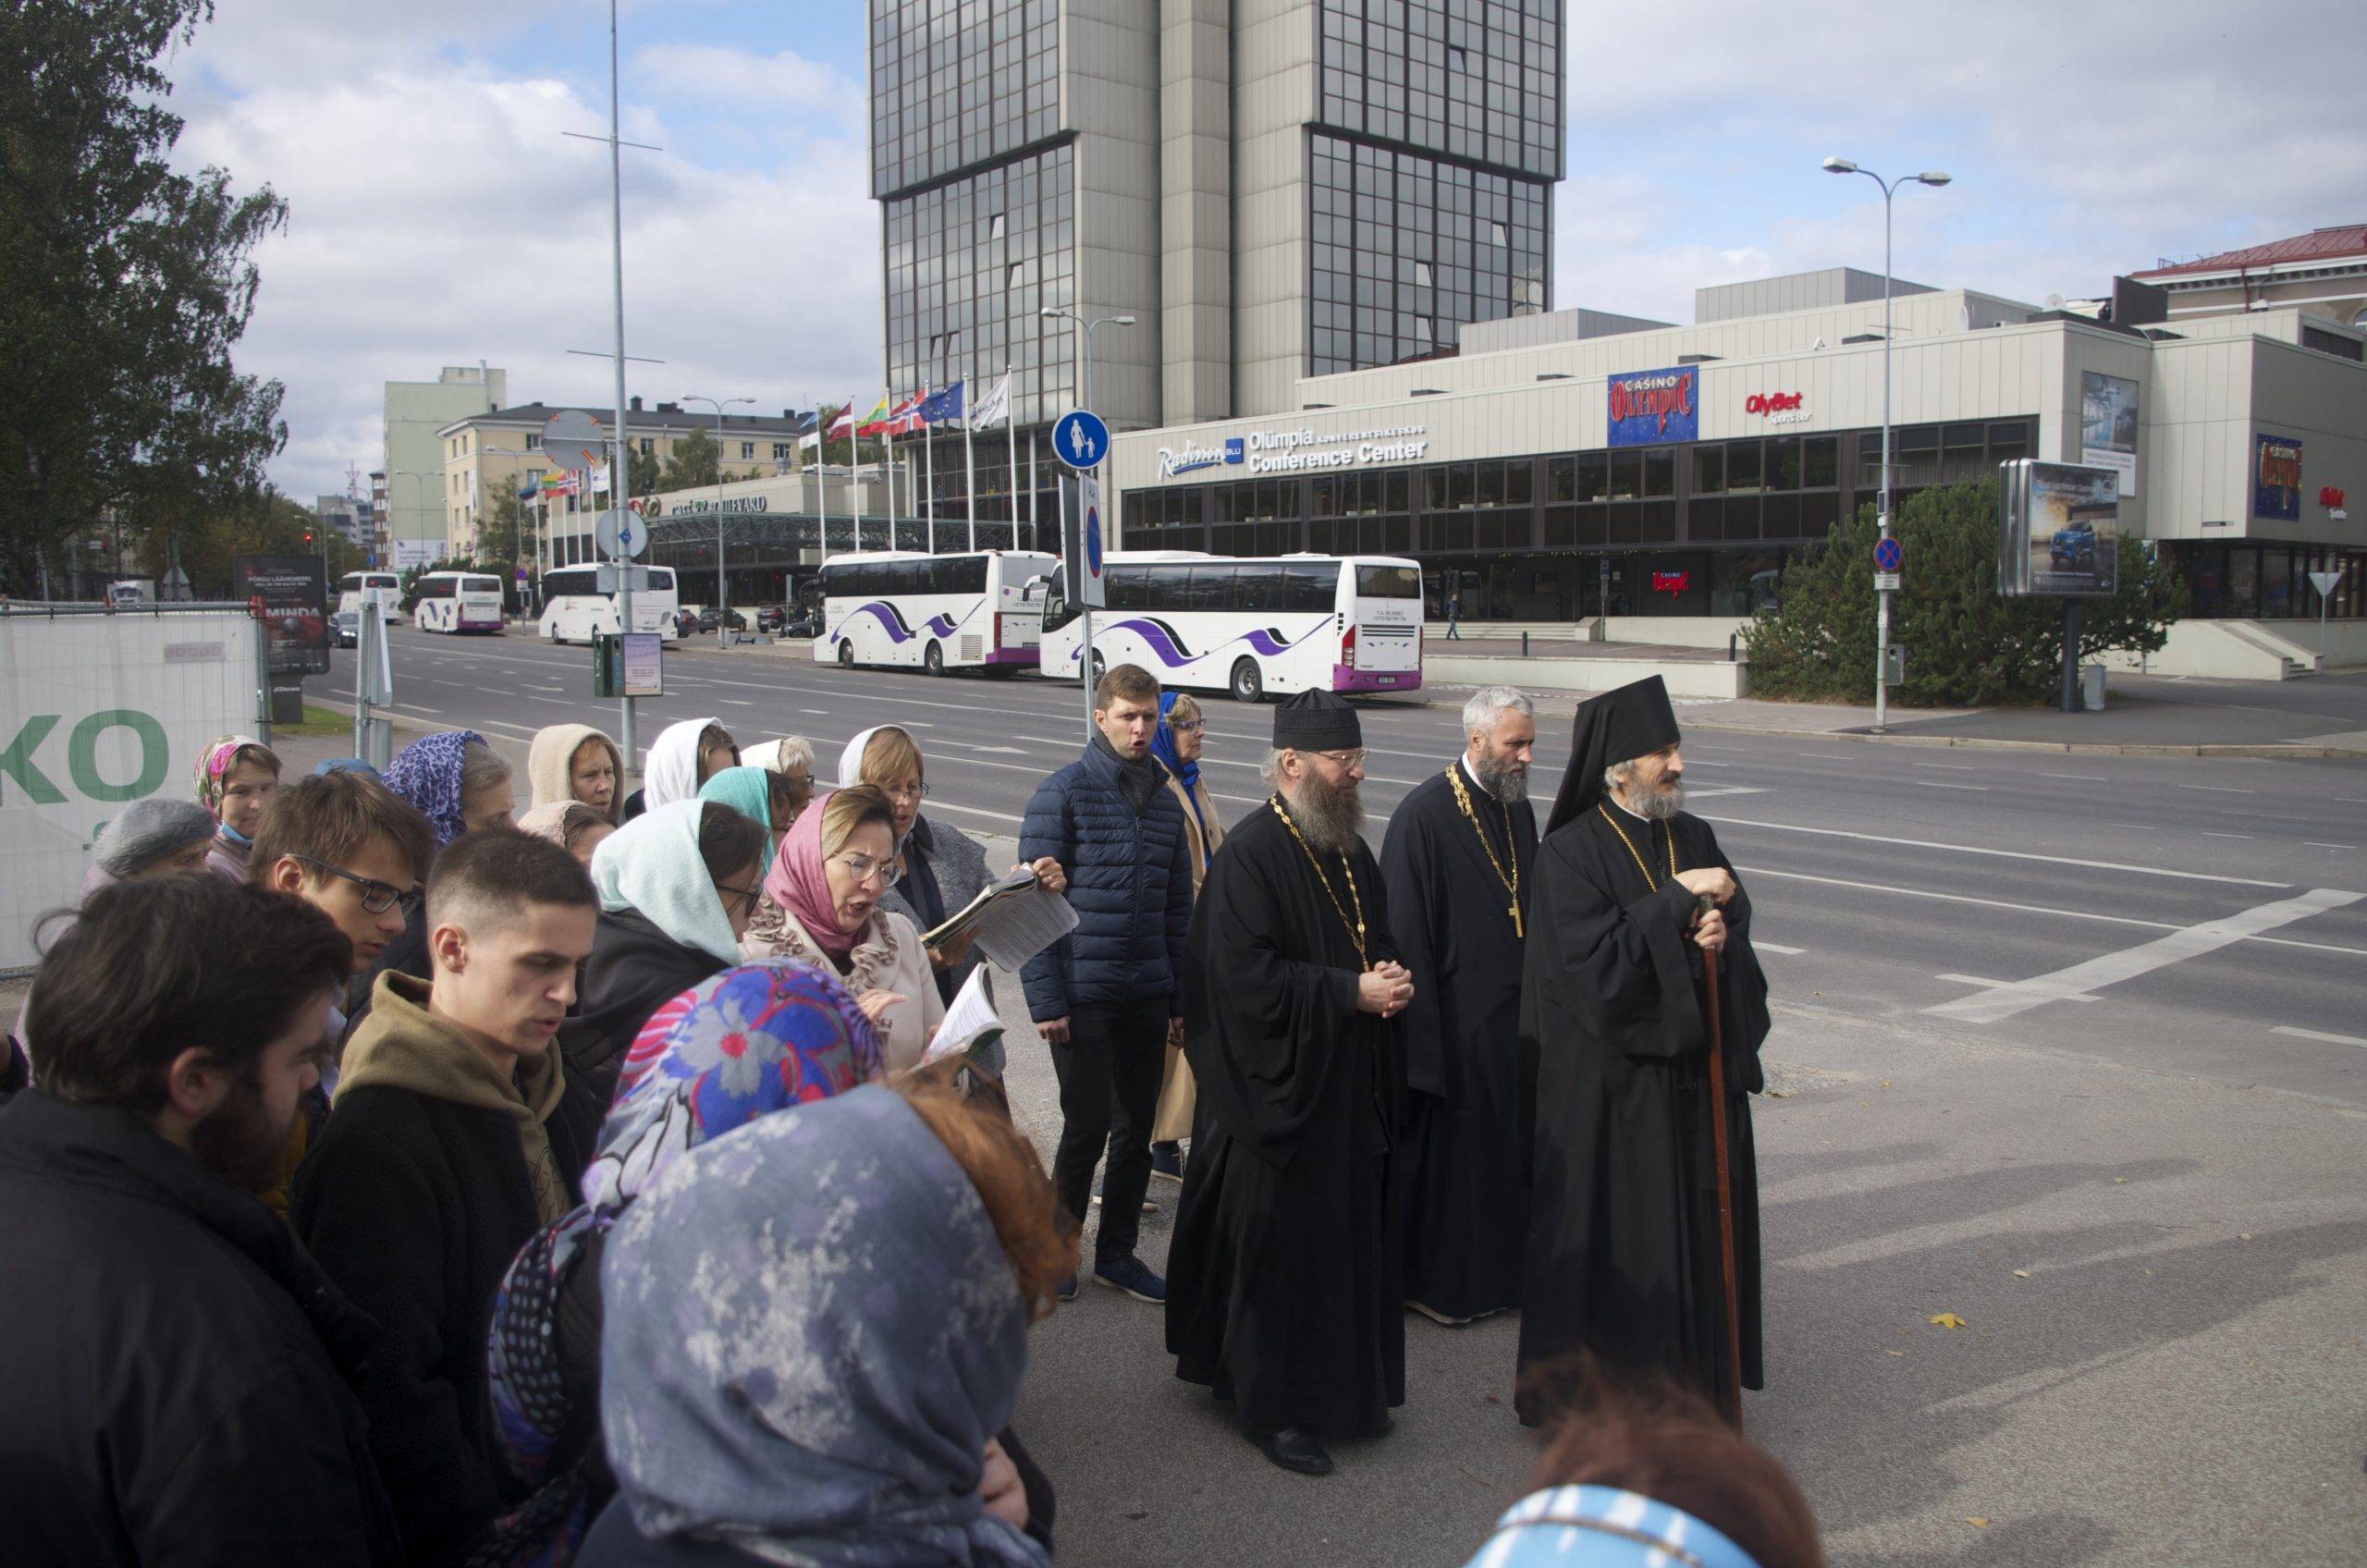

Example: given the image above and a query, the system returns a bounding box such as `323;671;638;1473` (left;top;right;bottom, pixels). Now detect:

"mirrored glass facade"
869;0;1059;197
1318;0;1563;179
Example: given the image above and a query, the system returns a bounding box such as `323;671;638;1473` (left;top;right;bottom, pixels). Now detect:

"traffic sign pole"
1055;410;1112;737
1871;534;1905;729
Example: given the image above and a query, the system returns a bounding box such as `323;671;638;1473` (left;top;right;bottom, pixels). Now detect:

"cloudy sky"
166;0;2367;503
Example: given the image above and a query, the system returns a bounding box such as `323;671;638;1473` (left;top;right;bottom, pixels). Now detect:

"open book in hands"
922;865;1079;971
922;967;1006;1067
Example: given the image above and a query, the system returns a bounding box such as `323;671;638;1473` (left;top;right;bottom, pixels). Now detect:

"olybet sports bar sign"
1157;423;1429;480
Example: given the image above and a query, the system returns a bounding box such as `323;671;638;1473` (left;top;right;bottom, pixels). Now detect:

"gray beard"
1625;777;1685;821
1290;771;1366;855
1471;753;1528;804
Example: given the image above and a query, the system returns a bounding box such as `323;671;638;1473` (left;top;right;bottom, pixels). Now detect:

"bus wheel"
1231;657;1264;703
924;641;945;677
838;639;855;668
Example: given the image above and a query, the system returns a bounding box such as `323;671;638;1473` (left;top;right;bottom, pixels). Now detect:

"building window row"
868;0;1058;197
1318;0;1561;178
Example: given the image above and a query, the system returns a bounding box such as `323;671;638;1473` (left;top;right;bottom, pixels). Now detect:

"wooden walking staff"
1697;892;1744;1427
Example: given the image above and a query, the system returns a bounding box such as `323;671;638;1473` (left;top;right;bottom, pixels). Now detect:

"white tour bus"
537;563;681;643
813;549;1058;675
411;570;508;634
1037;551;1424;701
335;570;402;621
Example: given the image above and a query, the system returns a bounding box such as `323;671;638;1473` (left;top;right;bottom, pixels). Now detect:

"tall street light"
1821;157;1950;734
682;395;754;645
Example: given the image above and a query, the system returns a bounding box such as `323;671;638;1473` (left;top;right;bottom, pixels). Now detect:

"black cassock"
1379;760;1537;1321
1514;803;1770;1423
1166;802;1405;1436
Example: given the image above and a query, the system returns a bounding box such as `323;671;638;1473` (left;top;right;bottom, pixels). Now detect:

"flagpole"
923;407;936;553
886;397;900;552
1026;423;1037;551
1003;364;1018;552
963;365;978;553
852;399;866;555
817;406;830;559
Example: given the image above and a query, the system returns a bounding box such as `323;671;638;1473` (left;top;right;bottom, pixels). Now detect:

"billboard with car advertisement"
1997;459;2122;598
1607;365;1699;448
2079;372;2140;496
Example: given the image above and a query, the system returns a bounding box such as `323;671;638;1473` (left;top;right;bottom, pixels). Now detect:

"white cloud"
635;43;865;129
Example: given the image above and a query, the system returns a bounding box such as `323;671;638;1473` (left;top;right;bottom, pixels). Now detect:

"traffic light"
303;530;314;545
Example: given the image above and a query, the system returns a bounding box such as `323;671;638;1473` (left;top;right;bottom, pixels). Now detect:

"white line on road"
2201;831;2250;839
2304;842;2358;850
1922;888;2365;1023
2183;785;2254;794
2043;772;2107;781
1933;973;2101;1002
1915;780;1990;791
1700;815;2287;888
1914;762;1979;771
1795;753;1857;761
2271;1025;2367;1048
1756;942;1807;955
801;708;830;715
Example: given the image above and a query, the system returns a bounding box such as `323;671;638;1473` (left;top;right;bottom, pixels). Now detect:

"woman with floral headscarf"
193;734;282;880
471;962;885;1568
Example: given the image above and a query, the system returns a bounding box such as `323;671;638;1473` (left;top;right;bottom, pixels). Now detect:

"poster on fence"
0;609;261;973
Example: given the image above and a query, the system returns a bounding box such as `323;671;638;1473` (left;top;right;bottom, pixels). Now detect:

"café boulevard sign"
1157;423;1429;479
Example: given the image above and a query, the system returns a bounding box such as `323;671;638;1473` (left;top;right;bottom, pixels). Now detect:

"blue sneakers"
1093;1253;1167;1303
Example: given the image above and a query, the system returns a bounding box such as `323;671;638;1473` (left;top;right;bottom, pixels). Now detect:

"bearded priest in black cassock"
1167;690;1415;1478
1514;674;1771;1424
1380;685;1539;1325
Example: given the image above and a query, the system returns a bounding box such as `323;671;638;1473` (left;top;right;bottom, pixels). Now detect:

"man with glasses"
1167;690;1416;1476
1020;663;1196;1308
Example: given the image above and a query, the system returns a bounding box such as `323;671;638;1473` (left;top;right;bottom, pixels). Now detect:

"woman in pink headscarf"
192;735;282;881
741;784;943;1072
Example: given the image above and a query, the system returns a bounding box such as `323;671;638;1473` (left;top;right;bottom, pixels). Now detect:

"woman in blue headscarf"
383;729;513;844
1147;691;1223;1173
476;962;887;1568
583;1082;1072;1568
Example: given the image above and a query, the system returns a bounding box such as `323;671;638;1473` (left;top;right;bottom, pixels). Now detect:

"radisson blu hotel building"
870;1;2364;634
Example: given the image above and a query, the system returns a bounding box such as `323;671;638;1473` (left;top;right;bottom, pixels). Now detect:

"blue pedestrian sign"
1053;410;1110;471
1873;535;1903;571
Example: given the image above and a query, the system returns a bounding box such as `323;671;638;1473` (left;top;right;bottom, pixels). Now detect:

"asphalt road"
305;631;2367;1566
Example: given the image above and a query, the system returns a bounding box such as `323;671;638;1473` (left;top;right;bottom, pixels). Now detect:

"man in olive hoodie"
295;830;603;1564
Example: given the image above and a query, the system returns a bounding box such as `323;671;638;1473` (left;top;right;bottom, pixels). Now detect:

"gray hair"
93;798;217;877
1462;685;1533;737
774;735;815;773
1600;762;1630;796
460;741;513;798
1260;748;1288;787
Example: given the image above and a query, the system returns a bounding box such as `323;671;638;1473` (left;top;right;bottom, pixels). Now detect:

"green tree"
476;476;529;573
1743;479;2187;706
661;425;719;491
628;447;661;497
0;0;290;595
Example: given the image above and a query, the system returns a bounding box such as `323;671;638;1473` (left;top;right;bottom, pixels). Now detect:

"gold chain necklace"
1269;794;1367;969
1444;762;1523;937
1597;801;1679;890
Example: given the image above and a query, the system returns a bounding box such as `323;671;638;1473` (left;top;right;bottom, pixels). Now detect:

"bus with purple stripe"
1036;551;1423;702
814;549;1058;676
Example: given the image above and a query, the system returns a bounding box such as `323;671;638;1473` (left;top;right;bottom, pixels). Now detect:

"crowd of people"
0;665;1816;1567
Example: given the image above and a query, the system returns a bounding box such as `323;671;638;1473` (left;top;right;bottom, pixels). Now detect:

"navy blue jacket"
1019;738;1194;1021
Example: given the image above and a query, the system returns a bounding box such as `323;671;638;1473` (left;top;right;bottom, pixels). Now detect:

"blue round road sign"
1053;410;1110;471
1873;535;1903;571
1085;505;1104;576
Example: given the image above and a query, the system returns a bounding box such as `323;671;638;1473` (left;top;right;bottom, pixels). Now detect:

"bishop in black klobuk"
1380;688;1539;1326
1166;690;1414;1476
1513;674;1772;1420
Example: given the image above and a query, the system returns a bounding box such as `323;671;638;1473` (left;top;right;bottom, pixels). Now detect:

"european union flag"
917;381;966;424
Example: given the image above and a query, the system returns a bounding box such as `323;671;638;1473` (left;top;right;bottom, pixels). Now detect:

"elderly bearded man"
1380;686;1538;1327
1167;690;1414;1477
1513;675;1772;1424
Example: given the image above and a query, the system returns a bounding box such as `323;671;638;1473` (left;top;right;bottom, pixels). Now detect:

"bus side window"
1282;563;1338;612
1042;573;1076;631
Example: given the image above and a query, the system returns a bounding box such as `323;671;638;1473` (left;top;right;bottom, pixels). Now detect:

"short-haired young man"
1020;661;1194;1305
294;829;604;1563
0;876;399;1565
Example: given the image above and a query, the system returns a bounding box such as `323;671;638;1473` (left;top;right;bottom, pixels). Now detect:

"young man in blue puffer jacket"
1021;661;1195;1305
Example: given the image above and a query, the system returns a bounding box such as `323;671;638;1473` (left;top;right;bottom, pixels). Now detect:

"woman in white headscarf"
620;718;737;820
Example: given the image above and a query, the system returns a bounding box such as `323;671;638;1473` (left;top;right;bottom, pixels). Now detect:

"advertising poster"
2254;434;2303;522
231;554;331;676
2079;372;2140;496
620;631;664;697
1607;365;1699;447
1998;459;2121;598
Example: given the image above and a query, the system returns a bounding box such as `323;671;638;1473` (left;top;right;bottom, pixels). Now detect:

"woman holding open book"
742;783;945;1072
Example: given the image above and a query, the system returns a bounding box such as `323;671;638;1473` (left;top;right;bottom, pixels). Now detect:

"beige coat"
740;895;945;1072
1154;770;1225;1141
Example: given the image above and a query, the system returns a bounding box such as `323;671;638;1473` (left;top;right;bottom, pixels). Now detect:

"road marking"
2106;822;2158;831
1735;865;2367;960
969;745;1027;755
1700;815;2288;888
1914;762;1979;771
1756;942;1807;955
2201;831;2250;839
2043;772;2107;781
2182;784;2254;794
1796;753;1857;761
2272;1025;2367;1048
2305;841;2358;850
802;708;831;715
1921;888;2364;1023
1934;973;2101;1002
720;700;756;707
927;799;1024;826
1915;780;1990;791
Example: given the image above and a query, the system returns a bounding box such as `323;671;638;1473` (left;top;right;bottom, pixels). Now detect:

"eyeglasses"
293;855;420;915
831;852;896;887
882;781;929;803
1311;749;1367;769
780;773;814;790
715;883;761;918
1171;719;1204;735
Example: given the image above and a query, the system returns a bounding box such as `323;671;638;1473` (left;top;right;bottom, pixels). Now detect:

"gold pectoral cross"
1509;900;1523;938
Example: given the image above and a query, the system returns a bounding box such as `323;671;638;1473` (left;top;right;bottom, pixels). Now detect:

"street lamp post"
1038;307;1136;734
1821;157;1950;734
682;396;754;646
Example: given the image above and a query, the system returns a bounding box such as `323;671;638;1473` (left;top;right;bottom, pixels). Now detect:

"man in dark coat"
0;876;399;1565
1167;690;1416;1476
1515;675;1771;1424
1380;684;1538;1325
297;831;604;1563
1020;662;1194;1305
